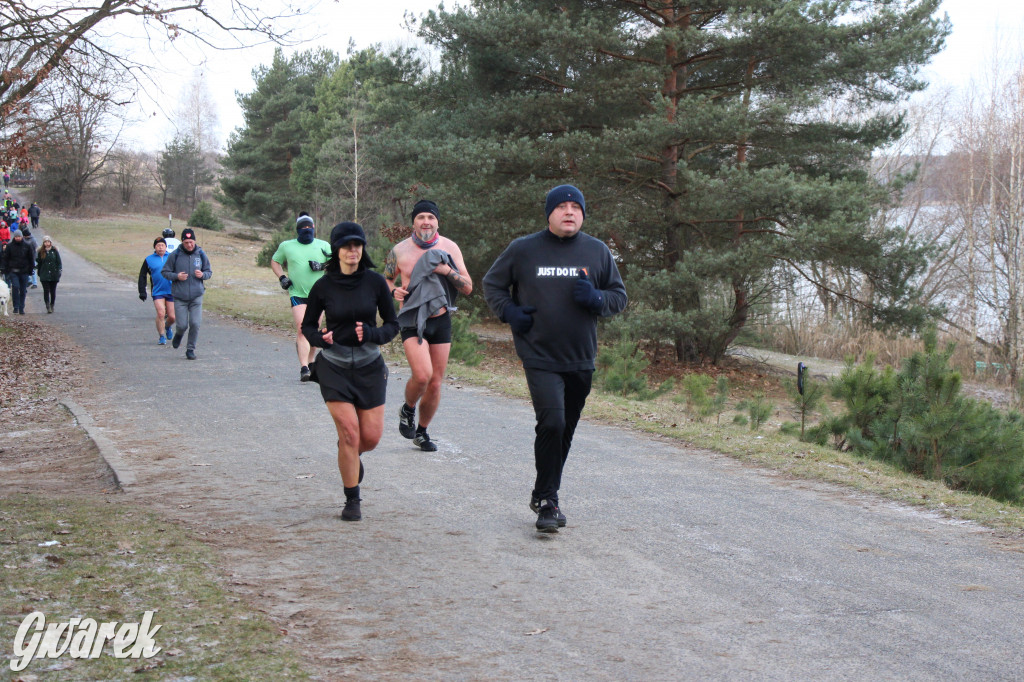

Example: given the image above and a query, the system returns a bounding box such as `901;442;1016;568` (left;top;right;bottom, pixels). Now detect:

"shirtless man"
384;199;472;451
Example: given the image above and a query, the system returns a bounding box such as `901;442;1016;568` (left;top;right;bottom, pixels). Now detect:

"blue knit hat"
545;185;585;219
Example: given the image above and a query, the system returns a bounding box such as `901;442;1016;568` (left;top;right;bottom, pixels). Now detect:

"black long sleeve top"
301;266;400;367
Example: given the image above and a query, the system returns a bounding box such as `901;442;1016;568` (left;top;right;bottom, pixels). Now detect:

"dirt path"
9;241;1024;679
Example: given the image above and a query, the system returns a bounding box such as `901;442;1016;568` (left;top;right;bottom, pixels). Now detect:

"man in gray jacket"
161;228;212;360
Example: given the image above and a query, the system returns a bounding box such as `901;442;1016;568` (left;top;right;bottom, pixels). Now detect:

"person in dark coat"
28;202;40;230
1;229;34;314
36;236;62;313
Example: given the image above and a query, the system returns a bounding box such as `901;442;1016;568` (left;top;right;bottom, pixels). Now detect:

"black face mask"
297;228;315;244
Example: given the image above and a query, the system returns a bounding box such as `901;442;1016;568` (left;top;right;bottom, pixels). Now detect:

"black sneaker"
413;431;437;451
171;332;183;349
300;366;311;382
341;496;361;521
531;496;566;527
535;500;560;533
186;349;196;360
398;404;416;439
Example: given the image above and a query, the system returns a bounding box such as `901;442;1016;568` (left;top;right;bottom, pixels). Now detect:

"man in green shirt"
271;212;331;381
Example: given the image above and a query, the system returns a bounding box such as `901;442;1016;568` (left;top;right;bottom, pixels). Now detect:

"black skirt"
315;354;388;409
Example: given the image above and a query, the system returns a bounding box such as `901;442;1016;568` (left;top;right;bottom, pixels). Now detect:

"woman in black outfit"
302;222;399;521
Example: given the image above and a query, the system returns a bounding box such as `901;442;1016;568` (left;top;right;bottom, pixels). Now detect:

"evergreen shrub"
256;225;293;267
818;330;1024;502
784;371;826;439
449;311;484;366
187;201;224;232
738;392;773;431
595;338;673;400
678;374;730;423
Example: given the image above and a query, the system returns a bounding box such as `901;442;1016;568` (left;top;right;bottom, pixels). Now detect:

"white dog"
0;278;8;316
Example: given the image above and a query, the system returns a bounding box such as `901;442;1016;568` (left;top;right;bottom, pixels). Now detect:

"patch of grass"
49;214;296;334
0;494;311;679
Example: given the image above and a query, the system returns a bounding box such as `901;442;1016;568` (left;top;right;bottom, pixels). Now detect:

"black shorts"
316;354;389;409
400;310;452;344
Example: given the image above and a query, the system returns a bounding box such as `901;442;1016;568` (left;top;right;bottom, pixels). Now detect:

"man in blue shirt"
138;237;176;344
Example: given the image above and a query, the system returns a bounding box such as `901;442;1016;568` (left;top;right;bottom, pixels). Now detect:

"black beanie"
411;199;440;221
545;185;586;219
330;221;367;249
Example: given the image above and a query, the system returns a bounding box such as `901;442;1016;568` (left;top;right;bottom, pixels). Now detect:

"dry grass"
47;213;294;333
753;322;982;377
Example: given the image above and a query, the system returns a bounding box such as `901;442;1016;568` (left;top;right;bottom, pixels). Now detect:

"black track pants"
42;281;57;307
524;367;593;503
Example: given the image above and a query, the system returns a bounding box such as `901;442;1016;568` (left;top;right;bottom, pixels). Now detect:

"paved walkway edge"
60;399;132;490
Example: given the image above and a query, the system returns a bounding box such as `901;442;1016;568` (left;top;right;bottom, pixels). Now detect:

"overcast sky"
121;0;1024;153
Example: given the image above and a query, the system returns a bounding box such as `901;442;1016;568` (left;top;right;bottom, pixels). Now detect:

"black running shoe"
531;496;566;527
185;349;196;360
398;404;416;439
535;499;559;533
171;332;183;349
341;496;361;521
300;366;311;382
413;432;437;452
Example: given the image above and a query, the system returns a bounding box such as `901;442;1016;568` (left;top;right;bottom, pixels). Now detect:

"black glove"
308;260;326;272
139;292;147;302
503;304;537;335
279;275;292;290
573;272;603;313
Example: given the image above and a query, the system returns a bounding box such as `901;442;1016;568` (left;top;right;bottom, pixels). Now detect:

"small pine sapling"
679;374;714;420
596;338;673;400
738;392;773;431
785;363;825;439
712;376;730;424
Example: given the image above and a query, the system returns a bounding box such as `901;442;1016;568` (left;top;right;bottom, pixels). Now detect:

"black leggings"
524;367;593;503
41;281;57;306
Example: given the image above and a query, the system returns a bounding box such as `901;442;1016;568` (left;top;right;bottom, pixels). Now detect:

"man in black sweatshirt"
483;185;627;532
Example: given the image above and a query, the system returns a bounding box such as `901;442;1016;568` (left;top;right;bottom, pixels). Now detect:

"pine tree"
292;46;424;233
218;48;339;225
384;0;950;362
157;135;212;210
